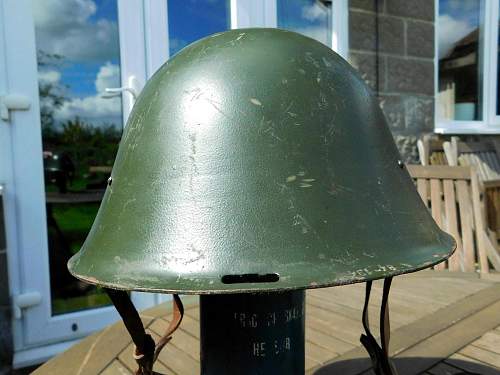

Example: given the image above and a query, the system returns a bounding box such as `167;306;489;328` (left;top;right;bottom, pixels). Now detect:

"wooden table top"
34;271;500;375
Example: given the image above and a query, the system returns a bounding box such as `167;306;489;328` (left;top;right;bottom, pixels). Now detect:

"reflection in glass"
437;0;484;121
32;0;123;315
497;9;500;115
167;0;230;56
277;0;332;47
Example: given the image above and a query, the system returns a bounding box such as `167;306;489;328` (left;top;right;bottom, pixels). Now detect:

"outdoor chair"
417;136;500;249
416;136;447;166
407;165;500;273
442;138;500;243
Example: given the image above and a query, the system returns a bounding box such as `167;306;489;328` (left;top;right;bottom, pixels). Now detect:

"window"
436;0;500;133
276;0;348;57
151;1;347;71
167;0;231;57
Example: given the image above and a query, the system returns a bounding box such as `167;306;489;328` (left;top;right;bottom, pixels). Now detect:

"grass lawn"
51;203;99;253
50;202;112;314
52;289;111;314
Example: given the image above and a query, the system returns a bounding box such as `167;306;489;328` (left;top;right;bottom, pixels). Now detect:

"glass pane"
167;0;230;56
277;0;332;47
32;0;123;315
497;7;500;115
437;0;484;121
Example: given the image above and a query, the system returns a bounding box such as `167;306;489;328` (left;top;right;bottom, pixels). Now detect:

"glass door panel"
277;0;332;47
167;0;231;56
31;0;123;316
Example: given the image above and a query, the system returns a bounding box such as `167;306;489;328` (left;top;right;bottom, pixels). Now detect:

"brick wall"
348;0;435;163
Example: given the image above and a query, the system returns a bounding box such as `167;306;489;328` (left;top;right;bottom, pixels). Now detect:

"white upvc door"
0;0;156;367
1;0;349;367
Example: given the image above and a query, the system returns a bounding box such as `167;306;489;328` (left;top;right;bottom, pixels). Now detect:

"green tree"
37;50;68;139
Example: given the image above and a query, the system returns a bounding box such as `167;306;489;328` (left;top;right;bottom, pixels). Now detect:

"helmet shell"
68;28;455;294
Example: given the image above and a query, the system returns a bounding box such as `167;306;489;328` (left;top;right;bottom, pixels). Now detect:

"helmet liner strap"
105;289;184;375
360;277;398;375
153;294;184;363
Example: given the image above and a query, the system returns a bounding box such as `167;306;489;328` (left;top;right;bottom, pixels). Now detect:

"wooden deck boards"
34;272;500;375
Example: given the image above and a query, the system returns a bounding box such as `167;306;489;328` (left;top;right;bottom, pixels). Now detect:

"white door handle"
0;94;31;122
102;75;142;101
13;291;42;319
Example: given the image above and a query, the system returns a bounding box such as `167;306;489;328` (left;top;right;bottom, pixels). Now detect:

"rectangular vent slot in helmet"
221;273;280;284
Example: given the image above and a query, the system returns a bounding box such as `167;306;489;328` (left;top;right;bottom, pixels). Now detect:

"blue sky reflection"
33;0;122;129
438;0;481;59
278;0;332;47
168;0;230;56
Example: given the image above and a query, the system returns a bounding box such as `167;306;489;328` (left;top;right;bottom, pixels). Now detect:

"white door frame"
332;0;349;59
230;0;277;28
0;0;155;367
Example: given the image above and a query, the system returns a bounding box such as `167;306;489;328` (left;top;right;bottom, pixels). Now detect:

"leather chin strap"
105;289;184;375
360;277;398;375
360;278;479;375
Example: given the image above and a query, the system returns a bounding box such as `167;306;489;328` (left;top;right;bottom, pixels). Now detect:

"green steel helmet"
68;28;455;294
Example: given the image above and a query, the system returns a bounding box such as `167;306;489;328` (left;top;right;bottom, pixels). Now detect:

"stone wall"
348;0;435;163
